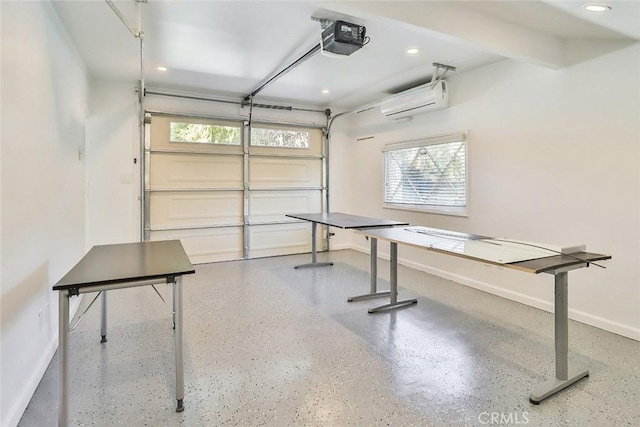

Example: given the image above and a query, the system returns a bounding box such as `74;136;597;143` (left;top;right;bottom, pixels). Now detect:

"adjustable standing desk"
355;226;610;404
53;240;195;426
286;212;409;301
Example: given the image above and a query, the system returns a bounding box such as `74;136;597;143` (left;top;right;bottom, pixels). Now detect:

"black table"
53;240;195;426
286;213;409;267
286;213;409;301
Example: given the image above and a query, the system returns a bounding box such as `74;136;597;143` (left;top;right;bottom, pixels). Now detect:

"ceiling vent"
380;80;449;120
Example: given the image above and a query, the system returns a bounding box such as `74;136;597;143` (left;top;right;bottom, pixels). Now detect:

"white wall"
329;45;640;340
0;2;88;426
326;122;355;249
86;82;140;246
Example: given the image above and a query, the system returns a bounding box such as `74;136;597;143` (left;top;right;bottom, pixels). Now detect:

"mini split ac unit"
380;80;449;120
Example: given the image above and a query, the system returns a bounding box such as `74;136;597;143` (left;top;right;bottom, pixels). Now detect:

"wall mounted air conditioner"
380;80;449;120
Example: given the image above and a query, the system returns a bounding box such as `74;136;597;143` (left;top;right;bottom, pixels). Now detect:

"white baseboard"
329;242;352;251
568;309;640;341
347;244;640;341
3;334;59;427
3;296;84;427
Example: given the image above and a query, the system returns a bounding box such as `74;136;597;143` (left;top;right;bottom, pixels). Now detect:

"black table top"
286;212;409;229
53;240;195;291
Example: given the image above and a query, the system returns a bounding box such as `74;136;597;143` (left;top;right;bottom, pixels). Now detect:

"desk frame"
295;220;334;269
356;227;610;404
347;237;390;302
358;240;417;312
529;264;589;404
285;212;408;274
54;241;194;426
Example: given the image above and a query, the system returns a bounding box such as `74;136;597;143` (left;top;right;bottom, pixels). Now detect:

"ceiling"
52;0;640;110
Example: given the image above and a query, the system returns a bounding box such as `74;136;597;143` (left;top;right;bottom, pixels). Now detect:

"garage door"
144;114;326;264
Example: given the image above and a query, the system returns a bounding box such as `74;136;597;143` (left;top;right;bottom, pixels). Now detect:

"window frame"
382;132;468;217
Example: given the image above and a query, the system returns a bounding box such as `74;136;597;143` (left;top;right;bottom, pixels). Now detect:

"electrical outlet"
120;174;132;184
38;309;43;330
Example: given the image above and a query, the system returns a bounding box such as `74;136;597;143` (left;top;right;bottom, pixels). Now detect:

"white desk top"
357;226;609;274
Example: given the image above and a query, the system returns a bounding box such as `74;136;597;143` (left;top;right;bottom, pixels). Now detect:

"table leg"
529;272;589;404
368;242;417;313
100;290;107;343
348;238;391;302
58;290;70;426
172;287;176;330
174;277;185;412
294;222;333;269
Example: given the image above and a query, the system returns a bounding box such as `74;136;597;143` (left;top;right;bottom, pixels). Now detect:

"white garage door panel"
150;191;243;229
249;157;321;189
147;114;325;263
150;153;243;189
249;190;321;224
150;227;243;264
249;223;321;258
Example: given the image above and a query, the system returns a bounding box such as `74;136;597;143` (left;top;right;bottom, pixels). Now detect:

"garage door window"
251;127;310;149
170;122;241;145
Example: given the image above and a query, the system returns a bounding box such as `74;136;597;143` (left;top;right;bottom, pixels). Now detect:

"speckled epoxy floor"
19;249;639;426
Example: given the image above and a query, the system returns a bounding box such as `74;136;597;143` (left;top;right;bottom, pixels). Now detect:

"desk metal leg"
58;290;70;426
348;238;391;302
100;291;107;343
173;277;185;412
172;287;176;330
529;272;588;404
294;222;333;269
368;242;417;313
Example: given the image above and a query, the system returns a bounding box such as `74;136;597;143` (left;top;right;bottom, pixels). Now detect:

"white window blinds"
383;133;467;210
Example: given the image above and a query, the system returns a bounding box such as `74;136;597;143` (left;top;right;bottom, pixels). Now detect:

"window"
170;122;241;145
383;133;467;215
251;127;310;148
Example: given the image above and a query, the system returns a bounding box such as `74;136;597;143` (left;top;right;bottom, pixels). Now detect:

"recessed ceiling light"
156;66;168;72
406;48;419;55
321;89;330;94
584;4;611;12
